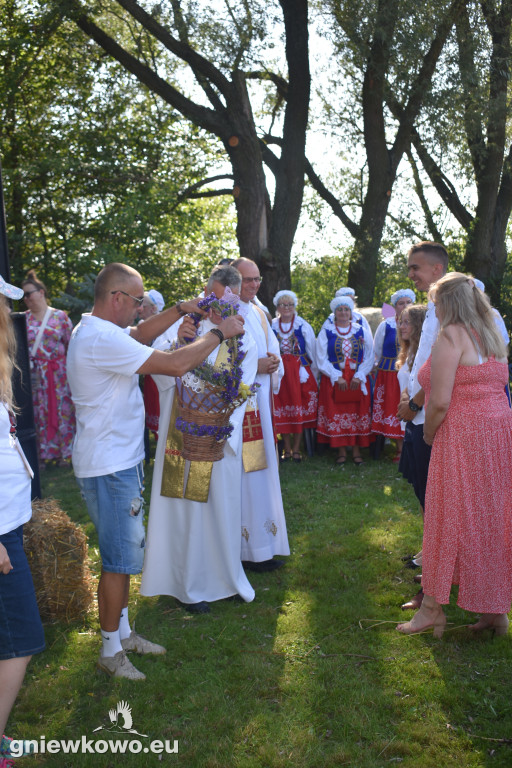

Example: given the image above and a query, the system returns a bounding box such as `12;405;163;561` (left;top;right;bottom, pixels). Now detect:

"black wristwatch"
408;398;422;412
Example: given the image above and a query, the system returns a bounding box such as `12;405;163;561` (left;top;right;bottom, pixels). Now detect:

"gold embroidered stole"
242;305;269;473
242;405;267;472
160;339;230;503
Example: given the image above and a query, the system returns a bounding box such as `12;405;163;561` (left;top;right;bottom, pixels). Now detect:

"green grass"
10;446;512;767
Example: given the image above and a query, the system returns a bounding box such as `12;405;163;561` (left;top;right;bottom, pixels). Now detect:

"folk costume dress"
420;353;512;613
371;318;403;439
316;319;374;447
271;314;318;433
140;318;258;604
26;308;75;461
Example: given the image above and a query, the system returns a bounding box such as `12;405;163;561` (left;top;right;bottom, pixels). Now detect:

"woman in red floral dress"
316;295;374;466
371;289;415;462
22;271;75;467
271;290;318;462
398;273;512;638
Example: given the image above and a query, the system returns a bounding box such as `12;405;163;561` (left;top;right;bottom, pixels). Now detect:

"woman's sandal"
281;451;292;463
397;596;446;638
336;455;347;465
292;451;302;463
353;456;364;466
468;614;509;637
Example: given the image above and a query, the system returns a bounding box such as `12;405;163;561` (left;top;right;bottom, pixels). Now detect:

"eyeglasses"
277;303;295;309
241;276;262;284
23;290;39;299
111;290;144;306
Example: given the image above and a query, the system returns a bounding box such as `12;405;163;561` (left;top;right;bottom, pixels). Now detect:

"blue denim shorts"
77;463;145;575
0;525;45;660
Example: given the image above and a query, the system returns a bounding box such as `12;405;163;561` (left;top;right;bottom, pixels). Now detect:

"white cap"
0;274;23;300
273;290;298;307
330;295;354;313
335;287;355;298
148;289;165;312
390;288;416;306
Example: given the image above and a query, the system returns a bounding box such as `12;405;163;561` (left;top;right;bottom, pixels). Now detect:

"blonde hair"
0;296;18;409
429;272;507;359
396;305;427;371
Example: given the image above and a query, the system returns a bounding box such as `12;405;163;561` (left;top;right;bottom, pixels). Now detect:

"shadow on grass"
12;451;512;767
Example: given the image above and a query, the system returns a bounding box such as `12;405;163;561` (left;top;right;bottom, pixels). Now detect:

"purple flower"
176;417;233;442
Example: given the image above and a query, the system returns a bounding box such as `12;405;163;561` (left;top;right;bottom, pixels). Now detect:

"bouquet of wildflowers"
173;288;259;457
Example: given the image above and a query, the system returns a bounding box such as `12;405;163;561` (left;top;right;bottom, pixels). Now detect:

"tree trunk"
72;0;309;313
461;0;512;305
224;72;271;265
262;0;310;309
465;144;512;304
347;179;393;305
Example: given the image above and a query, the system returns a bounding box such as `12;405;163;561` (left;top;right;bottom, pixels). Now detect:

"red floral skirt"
316;374;372;447
371;369;404;438
273;355;318;433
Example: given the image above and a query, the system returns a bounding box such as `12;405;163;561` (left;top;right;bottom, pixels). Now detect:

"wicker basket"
176;378;235;462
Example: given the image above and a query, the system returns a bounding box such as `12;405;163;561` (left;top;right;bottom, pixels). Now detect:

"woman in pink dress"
21;271;75;467
397;273;512;638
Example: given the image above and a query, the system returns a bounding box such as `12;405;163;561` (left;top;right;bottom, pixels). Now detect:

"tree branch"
115;0;232;103
406;149;444;242
245;69;288;98
385;91;473;229
170;173;234;209
455;4;486;178
304;158;360;239
70;10;227;138
391;0;468;165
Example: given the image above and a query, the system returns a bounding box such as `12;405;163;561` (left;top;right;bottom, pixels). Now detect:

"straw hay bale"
24;498;95;623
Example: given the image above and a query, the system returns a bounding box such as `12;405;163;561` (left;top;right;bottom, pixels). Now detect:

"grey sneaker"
121;631;166;655
97;650;146;680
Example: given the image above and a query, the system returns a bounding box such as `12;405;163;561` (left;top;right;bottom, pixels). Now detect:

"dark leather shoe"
413;573;422;584
242;559;284;573
401;589;424;611
177;600;210;614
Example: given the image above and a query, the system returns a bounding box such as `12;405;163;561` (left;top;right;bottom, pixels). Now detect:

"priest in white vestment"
140;267;257;609
231;258;290;570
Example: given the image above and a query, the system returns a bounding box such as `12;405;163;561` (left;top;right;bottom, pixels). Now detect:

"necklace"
279;314;295;334
335;323;351;336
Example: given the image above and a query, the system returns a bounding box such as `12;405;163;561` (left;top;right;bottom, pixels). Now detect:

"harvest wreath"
171;288;259;461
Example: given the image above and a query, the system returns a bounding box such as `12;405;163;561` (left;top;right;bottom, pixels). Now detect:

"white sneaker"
121;631;166;655
97;650;146;680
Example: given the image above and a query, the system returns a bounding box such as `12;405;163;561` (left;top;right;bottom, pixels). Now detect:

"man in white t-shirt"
67;262;245;680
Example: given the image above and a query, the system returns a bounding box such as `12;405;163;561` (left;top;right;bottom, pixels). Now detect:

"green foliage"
291;252;350;332
1;0;239;303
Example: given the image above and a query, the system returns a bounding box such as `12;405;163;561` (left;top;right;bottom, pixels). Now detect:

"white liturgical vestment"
239;301;290;562
140;319;257;604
